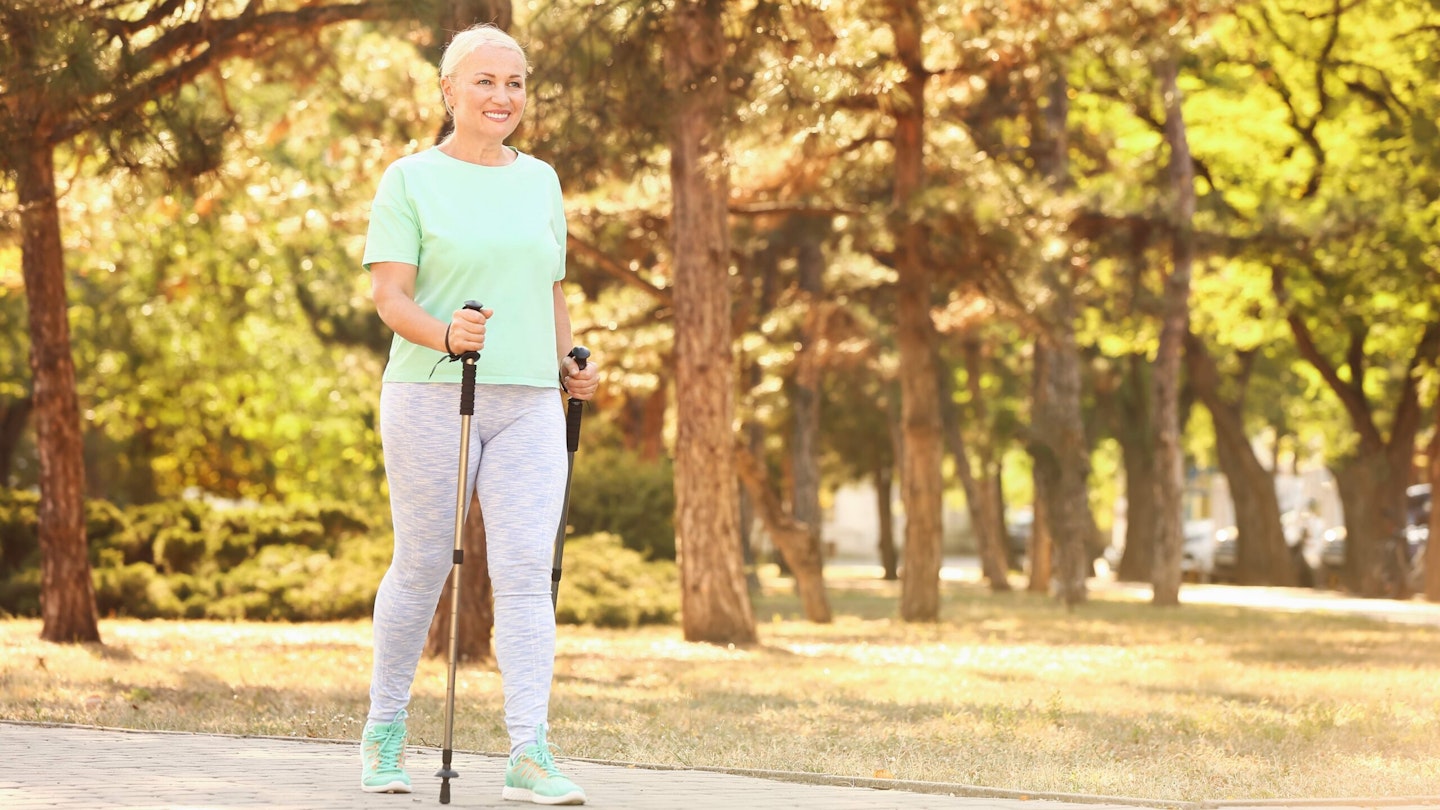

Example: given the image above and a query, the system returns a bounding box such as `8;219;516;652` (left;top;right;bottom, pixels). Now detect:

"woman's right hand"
446;305;492;355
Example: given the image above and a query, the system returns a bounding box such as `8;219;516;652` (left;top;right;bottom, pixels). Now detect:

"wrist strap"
443;324;458;360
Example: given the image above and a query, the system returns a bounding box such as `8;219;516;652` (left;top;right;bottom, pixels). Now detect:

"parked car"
1319;484;1430;591
1181;519;1217;582
1211;525;1238;583
1005;506;1033;569
1321;525;1347;588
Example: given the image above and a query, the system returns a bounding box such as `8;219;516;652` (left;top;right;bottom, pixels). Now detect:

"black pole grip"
458;301;484;416
564;346;589;453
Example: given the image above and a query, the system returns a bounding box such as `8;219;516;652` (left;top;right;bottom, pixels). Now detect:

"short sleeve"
362;164;420;271
550;170;567;282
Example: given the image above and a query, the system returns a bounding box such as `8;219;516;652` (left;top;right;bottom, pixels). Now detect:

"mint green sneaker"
360;709;412;793
502;725;586;805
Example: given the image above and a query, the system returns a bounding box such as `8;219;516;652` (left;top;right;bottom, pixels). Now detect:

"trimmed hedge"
0;490;679;628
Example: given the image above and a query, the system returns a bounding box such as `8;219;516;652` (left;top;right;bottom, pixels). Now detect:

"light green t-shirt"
363;147;566;386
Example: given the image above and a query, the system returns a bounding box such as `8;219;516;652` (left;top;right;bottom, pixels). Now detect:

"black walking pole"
437;301;483;805
551;346;590;609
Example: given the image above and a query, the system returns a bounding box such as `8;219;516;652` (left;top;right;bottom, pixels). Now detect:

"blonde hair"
439;24;528;116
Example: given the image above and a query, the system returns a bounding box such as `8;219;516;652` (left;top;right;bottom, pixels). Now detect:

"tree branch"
566;234;673;306
1271;264;1382;448
52;1;397;145
1390;323;1440;454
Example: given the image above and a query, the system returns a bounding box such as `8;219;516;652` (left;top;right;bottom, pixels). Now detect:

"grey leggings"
368;383;566;758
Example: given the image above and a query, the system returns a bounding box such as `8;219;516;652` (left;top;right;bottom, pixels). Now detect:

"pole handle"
564;346;589;453
459;301;483;416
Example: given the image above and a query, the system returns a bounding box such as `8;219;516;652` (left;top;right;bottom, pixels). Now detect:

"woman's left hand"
561;353;599;401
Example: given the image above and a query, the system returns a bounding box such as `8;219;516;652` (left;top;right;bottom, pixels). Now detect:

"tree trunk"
939;344;1010;591
964;340;1011;590
875;462;899;580
1027;467;1053;592
734;446;831;622
887;0;944;622
788;237;828;586
1185;338;1294;586
19;141;99;644
425;492;493;662
1427;412;1439;602
1113;356;1158;582
1030;337;1091;606
1150;58;1195;608
1332;450;1412;598
1025;62;1091;606
667;0;756;645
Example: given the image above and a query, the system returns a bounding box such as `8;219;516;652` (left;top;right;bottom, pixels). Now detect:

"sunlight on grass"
2;575;1438;802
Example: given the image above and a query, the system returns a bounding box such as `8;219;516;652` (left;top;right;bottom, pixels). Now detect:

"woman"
359;23;596;805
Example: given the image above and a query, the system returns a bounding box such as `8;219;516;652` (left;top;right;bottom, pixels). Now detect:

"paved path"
3;723;1437;810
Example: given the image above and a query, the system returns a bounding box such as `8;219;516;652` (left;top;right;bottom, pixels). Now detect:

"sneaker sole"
360;779;412;794
502;786;586;805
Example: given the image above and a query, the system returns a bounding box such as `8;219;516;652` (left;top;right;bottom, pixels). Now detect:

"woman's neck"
438;134;516;166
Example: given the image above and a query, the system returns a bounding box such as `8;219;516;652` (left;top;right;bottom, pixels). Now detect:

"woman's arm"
372;261;489;355
554;281;598;400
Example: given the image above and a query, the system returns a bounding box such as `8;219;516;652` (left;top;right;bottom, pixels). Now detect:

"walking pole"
551;346;590;609
437;301;483;805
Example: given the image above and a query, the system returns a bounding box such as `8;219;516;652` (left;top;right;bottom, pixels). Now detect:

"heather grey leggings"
368;383;566;758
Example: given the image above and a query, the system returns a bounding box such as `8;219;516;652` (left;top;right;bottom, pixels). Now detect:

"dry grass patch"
2;574;1437;802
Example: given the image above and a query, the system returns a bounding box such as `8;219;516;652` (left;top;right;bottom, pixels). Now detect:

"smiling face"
441;43;527;144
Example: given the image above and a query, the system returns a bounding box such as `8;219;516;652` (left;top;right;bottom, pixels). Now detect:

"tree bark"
1427;411;1439;602
425;492;493;662
1024;62;1091;606
1332;451;1413;598
666;0;756;644
939;345;1010;592
19;141;100;644
1030;338;1091;606
790;238;826;578
1112;356;1158;583
887;0;944;622
1150;58;1195;607
734;445;831;622
1027;466;1053;593
875;462;899;580
1185;338;1294;586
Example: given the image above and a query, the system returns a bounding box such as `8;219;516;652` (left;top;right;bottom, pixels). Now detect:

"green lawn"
2;572;1437;802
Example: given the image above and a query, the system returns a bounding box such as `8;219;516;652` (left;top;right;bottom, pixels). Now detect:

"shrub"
554;533;679;628
93;562;164;619
0;489;39;575
567;447;676;560
154;525;210;575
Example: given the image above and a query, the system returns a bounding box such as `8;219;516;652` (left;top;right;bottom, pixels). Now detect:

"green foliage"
0;491;674;625
0;489;39;576
553;533;679;628
0;490;381;620
567;446;676;560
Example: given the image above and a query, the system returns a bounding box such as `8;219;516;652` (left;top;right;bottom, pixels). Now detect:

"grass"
2;569;1438;802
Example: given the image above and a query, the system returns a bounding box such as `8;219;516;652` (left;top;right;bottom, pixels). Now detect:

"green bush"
154;525;210;575
0;565;40;617
555;533;679;628
0;489;39;575
567;447;676;560
0;494;678;627
94;562;165;619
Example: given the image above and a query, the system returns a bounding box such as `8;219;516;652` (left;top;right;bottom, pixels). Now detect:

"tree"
666;0;755;644
885;0;945;622
1228;0;1440;596
1149;54;1197;607
1026;61;1093;608
1;0;412;642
